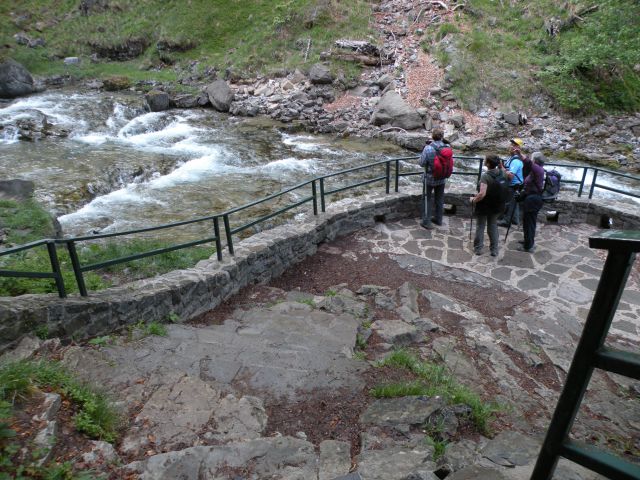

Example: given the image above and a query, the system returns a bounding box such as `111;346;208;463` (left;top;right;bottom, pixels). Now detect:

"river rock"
0;179;35;201
145;90;170;112
309;63;334;84
206;79;234;112
370;91;424;130
172;93;198;108
103;75;131;91
503;112;520;125
0;59;36;98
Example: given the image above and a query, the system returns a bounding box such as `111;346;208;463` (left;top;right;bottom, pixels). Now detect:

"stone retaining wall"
1;188;638;351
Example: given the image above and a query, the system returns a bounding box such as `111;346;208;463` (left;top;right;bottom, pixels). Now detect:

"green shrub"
437;23;459;40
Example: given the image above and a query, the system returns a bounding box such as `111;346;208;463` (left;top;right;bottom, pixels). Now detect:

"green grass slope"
0;0;373;84
1;0;638;114
425;0;640;114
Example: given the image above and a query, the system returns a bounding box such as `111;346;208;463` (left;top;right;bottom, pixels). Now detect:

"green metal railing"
530;230;640;480
1;156;638;298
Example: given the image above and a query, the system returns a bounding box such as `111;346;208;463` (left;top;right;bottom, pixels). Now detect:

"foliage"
0;360;117;478
0;237;214;297
433;0;640;113
373;349;500;433
0;360;121;442
0;0;374;81
128;320;168;340
0;199;57;244
88;336;112;347
144;321;168;337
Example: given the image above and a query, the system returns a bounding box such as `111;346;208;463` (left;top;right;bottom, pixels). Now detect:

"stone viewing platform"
4;203;638;479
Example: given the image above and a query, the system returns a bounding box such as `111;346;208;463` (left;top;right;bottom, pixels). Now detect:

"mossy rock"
103;75;131;91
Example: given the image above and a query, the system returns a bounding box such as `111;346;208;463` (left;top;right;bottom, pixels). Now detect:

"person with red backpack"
419;128;453;229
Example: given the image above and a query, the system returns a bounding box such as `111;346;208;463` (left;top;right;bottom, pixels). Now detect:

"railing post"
46;241;66;298
578;167;588;197
395;159;400;192
66;240;87;297
312;180;318;215
477;157;484;185
223;214;234;256
588;169;599;199
320;177;326;213
385;161;390;194
213;217;222;261
530;245;637;480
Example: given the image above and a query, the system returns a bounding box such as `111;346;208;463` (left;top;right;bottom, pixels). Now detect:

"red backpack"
431;144;454;180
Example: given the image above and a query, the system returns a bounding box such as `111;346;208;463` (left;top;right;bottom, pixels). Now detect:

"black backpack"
485;170;510;208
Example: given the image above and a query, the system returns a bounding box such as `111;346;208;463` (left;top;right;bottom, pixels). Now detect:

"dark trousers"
501;186;521;225
424;183;445;225
522;194;543;249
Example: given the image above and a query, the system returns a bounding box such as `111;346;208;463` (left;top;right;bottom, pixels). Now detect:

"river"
1;91;638;243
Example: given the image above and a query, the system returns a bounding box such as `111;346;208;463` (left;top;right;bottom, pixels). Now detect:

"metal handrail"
1;155;638;298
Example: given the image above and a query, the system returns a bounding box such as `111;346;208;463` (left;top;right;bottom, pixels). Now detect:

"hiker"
470;154;508;257
517;151;546;253
418;128;453;229
498;138;525;227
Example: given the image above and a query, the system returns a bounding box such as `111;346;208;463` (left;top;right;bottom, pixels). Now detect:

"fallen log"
545;5;598;36
334;39;380;57
320;51;393;66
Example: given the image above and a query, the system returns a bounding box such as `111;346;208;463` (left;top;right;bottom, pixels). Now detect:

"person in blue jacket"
498;138;525;227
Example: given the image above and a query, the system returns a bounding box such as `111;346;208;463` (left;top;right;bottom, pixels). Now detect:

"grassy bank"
425;0;640;114
0;196;215;296
0;359;119;478
0;0;373;83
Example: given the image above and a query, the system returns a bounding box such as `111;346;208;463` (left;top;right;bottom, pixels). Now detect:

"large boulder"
370;91;424;130
144;90;170;112
0;59;36;98
309;63;334;85
0;180;35;201
206;79;234;112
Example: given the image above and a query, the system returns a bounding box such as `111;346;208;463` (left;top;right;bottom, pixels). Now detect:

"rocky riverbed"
2;0;639;172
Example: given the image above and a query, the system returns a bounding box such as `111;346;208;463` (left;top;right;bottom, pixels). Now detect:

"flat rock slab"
63;301;365;400
319;440;352;480
126;436;316;479
481;431;540;467
356;446;436;480
121;375;221;455
360;396;446;428
372;319;420;345
447;465;509;479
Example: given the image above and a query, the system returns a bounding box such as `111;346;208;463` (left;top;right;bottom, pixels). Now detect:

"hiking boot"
420;222;433;230
431;217;442;226
474;248;483;255
517;245;536;253
490;250;499;257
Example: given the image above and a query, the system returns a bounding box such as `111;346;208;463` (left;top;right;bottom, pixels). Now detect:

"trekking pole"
422;170;426;223
469;201;474;241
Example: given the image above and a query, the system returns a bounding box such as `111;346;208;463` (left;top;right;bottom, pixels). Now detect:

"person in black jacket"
470;155;508;257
